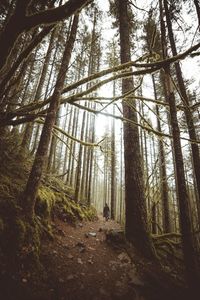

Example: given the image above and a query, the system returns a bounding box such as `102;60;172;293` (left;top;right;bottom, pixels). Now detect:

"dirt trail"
40;216;146;300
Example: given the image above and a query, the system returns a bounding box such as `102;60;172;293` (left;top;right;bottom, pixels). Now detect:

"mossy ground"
0;132;97;283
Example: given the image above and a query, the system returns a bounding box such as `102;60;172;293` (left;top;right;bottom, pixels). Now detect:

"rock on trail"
40;217;146;300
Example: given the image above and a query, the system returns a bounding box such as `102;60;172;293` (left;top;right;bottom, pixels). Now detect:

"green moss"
0;175;23;200
52;190;97;224
70;201;84;220
82;205;97;221
63;203;76;223
0;133;98;271
23;220;41;265
35;186;56;218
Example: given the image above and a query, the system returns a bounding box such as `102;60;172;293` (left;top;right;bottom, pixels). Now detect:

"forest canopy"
0;0;200;299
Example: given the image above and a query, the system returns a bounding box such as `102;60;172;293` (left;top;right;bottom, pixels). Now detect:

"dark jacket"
103;204;110;218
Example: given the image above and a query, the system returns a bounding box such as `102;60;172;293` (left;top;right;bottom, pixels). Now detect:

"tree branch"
36;119;104;148
25;0;93;30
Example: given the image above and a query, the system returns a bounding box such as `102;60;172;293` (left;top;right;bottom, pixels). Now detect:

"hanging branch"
145;156;159;190
69;101;200;145
4;67;158;120
75;95;185;110
51;130;78;162
12;39;197;116
124;99;155;132
0;0;94;73
1;42;199;125
99;78;143;112
142;101;169;127
61;41;200;94
0;25;55;97
128;0;149;13
36;119;105;148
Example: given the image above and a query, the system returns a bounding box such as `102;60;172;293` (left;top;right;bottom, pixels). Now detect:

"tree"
115;0;155;259
194;0;200;28
159;0;200;290
143;14;171;233
164;0;200;220
23;14;79;220
0;0;93;77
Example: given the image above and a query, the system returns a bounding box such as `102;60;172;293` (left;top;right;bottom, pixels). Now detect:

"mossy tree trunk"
22;26;58;152
159;0;200;290
0;0;92;75
164;0;200;221
116;0;155;259
74;103;87;202
152;75;171;233
23;14;79;220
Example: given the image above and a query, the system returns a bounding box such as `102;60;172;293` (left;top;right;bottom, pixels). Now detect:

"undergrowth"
0;131;97;272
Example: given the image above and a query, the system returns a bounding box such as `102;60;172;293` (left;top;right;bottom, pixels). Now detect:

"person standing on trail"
103;203;110;221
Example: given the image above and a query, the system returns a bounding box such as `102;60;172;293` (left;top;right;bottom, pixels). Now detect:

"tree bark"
74;104;87;202
111;83;116;219
160;0;200;289
194;0;200;28
0;0;92;74
152;75;171;233
23;14;79;220
117;0;155;259
0;25;54;98
164;0;200;216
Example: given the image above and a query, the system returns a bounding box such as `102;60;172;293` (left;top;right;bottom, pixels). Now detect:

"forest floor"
2;215;148;300
1;215;191;300
39;216;145;300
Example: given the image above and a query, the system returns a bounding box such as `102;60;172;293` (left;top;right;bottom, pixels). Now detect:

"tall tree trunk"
66;107;77;185
152;74;171;233
194;0;200;28
164;0;200;216
0;0;92;75
163;63;199;290
160;0;200;289
31;25;59;151
69;108;79;187
117;0;155;259
74;104;87;202
141;100;150;213
87;103;96;205
111;82;116;219
23;14;79;220
31;26;63;155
